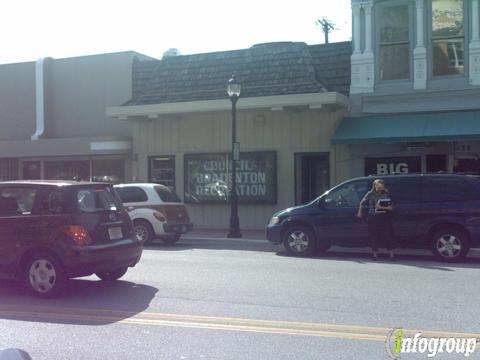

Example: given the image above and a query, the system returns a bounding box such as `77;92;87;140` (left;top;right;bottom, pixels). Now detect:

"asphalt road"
0;239;479;360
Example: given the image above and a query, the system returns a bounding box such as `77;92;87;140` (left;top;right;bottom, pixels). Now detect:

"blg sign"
365;157;421;176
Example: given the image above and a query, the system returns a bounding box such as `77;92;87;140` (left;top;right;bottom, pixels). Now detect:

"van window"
77;187;122;212
422;177;474;202
0;187;36;215
115;187;148;203
383;178;421;204
323;180;370;208
155;186;181;203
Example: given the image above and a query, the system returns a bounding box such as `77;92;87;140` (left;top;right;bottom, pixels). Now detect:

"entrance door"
295;153;329;205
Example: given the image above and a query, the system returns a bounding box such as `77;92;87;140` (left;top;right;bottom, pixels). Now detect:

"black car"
0;180;143;297
266;174;480;261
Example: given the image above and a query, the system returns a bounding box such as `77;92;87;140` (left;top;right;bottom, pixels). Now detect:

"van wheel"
96;267;128;281
24;252;65;298
283;225;316;256
431;228;469;262
162;234;180;246
134;220;154;245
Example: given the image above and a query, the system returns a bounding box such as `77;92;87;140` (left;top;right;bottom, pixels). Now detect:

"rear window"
154;186;181;203
422;177;475;202
115;186;148;203
76;186;122;212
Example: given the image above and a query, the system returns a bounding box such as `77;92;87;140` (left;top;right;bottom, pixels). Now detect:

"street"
0;238;479;360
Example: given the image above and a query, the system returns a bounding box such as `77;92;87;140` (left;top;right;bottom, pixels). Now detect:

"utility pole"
316;18;335;44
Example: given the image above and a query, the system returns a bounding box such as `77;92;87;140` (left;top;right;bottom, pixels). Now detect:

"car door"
314;179;371;247
381;177;422;247
0;186;38;277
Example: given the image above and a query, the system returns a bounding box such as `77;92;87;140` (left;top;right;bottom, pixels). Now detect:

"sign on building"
365;156;421;175
184;151;277;203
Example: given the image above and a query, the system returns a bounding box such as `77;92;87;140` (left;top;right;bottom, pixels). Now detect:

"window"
323;180;370;208
33;189;65;214
45;160;90;181
0;187;37;215
77;187;121;212
432;0;464;76
149;156;175;189
422;177;473;202
383;178;421;204
378;4;410;80
155;186;181;203
91;159;125;184
115;187;148;203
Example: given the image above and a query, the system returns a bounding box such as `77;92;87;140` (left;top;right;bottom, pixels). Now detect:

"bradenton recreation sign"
184;151;277;204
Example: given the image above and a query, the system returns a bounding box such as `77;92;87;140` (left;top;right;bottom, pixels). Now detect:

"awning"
331;110;480;144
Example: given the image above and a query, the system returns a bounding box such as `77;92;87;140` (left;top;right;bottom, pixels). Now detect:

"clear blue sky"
1;0;352;64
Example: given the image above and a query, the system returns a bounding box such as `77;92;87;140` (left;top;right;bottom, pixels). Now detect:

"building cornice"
106;92;349;120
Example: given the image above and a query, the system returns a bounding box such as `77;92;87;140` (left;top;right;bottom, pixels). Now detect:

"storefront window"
432;0;464;76
0;158;19;181
184;152;277;204
378;4;410;80
44;161;90;181
91;159;124;183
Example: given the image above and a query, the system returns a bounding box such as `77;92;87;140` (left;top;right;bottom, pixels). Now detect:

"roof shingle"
126;41;351;106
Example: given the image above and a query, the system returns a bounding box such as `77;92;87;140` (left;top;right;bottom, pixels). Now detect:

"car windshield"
154;186;181;203
76;186;123;212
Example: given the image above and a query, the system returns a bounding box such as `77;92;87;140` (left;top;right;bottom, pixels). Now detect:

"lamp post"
227;74;242;238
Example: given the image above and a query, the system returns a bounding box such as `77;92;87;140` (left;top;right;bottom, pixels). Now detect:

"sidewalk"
183;228;266;241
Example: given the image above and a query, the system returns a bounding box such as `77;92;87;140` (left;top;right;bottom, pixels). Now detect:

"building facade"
108;42;351;229
0;51;152;182
333;0;480;179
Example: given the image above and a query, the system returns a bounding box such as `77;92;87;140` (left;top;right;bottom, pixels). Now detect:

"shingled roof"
126;41;351;106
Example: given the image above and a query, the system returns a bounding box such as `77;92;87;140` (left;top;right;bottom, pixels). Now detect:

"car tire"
96;267;128;281
161;234;181;246
24;252;66;298
134;220;154;245
431;227;470;262
283;225;317;256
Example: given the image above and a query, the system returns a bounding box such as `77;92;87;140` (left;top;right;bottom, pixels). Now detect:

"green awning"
331;111;480;144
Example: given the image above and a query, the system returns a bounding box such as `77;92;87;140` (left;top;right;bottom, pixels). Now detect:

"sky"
0;0;352;64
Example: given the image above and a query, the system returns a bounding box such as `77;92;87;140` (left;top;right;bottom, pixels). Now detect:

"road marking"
0;304;478;342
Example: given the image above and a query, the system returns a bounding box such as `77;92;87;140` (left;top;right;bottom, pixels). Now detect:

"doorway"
294;153;330;205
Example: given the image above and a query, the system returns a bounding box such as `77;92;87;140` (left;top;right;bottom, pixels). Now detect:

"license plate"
108;227;123;240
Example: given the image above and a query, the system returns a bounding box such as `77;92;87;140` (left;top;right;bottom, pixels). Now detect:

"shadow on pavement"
0;278;158;326
275;249;480;271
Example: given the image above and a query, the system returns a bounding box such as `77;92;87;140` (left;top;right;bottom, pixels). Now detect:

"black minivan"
266;174;480;261
0;181;143;297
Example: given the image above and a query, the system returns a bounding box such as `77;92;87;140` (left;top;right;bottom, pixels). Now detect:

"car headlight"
269;216;280;226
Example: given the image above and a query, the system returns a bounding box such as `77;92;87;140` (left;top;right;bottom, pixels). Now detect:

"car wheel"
161;234;181;246
96;267;128;281
283;225;316;256
134;220;154;245
432;228;470;262
24;252;65;298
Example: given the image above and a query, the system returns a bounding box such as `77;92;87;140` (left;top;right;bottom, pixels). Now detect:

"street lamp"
227;74;242;238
